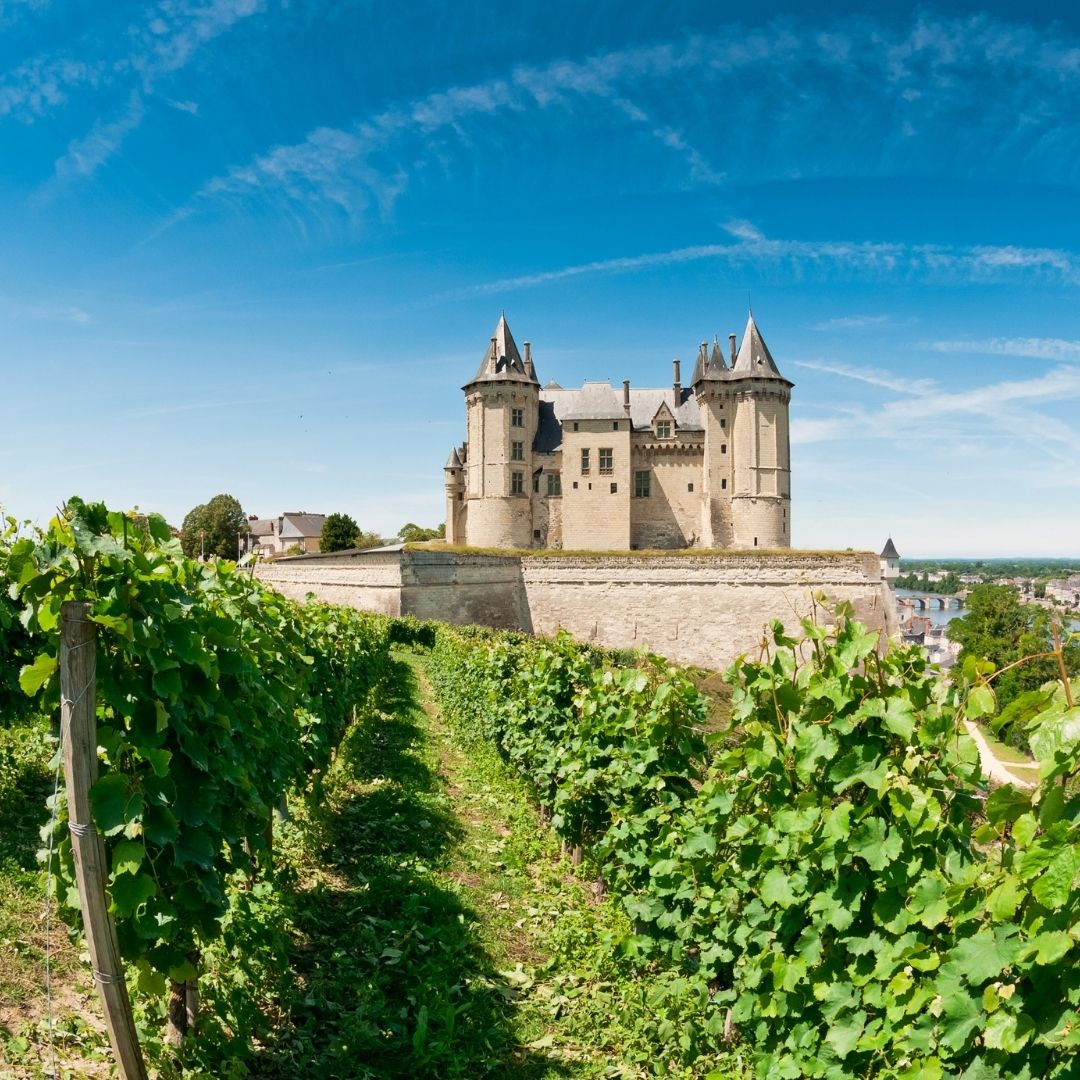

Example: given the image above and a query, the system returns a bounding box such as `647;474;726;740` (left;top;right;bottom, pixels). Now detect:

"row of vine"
424;608;1080;1078
5;498;392;1057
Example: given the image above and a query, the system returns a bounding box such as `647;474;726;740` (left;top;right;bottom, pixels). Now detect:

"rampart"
255;548;895;669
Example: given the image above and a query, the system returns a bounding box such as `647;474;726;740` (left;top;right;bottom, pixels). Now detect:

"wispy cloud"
792;364;1080;468
125;394;281;418
4;0;265;186
421;224;1080;303
929;337;1080;362
51;91;144;182
792;360;934;396
810;315;894;331
176;12;1080;228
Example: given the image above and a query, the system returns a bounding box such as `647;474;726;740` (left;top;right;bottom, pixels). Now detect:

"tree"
398;522;446;543
320;513;360;553
947;584;1079;714
180;494;245;561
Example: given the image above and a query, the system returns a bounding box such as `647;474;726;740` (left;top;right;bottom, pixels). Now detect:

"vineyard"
2;502;1080;1078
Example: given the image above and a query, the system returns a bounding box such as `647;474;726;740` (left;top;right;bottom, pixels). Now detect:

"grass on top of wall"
406;542;875;560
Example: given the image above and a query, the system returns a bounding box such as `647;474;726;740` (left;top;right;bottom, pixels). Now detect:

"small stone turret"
880;537;901;586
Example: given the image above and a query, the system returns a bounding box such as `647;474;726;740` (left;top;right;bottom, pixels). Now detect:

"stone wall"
521;552;892;670
256;547;895;670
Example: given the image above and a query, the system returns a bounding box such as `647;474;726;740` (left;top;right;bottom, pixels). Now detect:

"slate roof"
280;513;326;537
880;537;900;559
465;314;540;388
693;314;790;385
244;518;276;537
534;384;702;453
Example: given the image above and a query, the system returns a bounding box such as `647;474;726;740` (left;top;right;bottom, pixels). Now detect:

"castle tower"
693;313;792;549
728;314;792;548
460;314;540;548
692;334;735;547
443;446;464;544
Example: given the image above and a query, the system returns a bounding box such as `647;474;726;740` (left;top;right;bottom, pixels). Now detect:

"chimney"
729;333;737;363
623;379;631;415
490;336;498;373
672;358;681;397
523;341;533;378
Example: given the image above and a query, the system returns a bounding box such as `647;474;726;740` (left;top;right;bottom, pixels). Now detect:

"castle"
444;312;792;551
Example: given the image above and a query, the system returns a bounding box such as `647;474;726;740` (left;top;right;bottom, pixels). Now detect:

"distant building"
880;537;900;586
1046;574;1080;606
443;312;792;551
239;512;326;556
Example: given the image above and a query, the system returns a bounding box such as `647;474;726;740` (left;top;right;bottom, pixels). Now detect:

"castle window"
511;471;524;495
546;472;562;497
533;473;540;493
573;481;578;489
511;407;524;427
721;418;727;429
722;478;727;490
687;482;694;492
721;444;727;454
573;422;579;432
634;471;651;498
610;482;618;494
656;421;671;439
599;448;613;474
581;448;590;474
511;440;524;461
613;421;619;431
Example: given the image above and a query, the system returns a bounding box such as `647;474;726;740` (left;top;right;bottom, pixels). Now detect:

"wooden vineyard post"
60;601;149;1080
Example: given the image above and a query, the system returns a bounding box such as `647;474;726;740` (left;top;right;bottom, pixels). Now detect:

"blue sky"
3;1;1080;556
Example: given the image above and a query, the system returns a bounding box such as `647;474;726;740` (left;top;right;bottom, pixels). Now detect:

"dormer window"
655;421;671;439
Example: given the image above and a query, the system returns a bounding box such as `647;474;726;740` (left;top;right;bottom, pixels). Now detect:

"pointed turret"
880;537;900;560
732;312;784;378
465;313;539;387
691;334;731;386
444;446;462;469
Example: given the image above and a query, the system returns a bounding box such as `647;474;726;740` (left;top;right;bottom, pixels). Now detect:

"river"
895;589;1080;633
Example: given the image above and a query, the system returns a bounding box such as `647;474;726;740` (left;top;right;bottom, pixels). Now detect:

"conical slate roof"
732;312;784;378
465;313;540;388
444;446;462;469
880;537;900;559
690;336;730;384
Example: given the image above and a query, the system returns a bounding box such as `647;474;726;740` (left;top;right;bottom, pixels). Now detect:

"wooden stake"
61;602;148;1080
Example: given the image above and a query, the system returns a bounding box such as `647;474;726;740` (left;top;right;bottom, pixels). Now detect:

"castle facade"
444;312;792;551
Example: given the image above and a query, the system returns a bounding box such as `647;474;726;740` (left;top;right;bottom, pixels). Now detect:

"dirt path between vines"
964;721;1037;790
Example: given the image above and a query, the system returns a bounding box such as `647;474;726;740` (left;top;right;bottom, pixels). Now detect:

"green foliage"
948;586;1079;741
0;514;37;724
398;521;446;543
895;570;962;593
9;497;389;1035
426;604;1080;1077
180;494;246;561
319;511;361;553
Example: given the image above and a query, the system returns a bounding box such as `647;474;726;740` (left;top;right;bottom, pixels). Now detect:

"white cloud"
53;91;143;180
423;224;1080;302
810;315;893;331
792;360;934;396
178;12;1080;227
929;337;1080;362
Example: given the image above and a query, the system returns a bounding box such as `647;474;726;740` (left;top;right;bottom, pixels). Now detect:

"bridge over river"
897;592;966;612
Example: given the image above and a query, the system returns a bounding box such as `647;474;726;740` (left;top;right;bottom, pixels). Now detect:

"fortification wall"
254;551;404;615
521;552;891;670
256;548;894;670
400;551;524;630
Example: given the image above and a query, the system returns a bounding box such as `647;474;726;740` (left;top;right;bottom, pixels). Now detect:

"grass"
1;658;748;1078
0;718;110;1078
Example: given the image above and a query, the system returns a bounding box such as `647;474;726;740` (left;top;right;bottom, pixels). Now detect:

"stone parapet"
256;548;893;671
